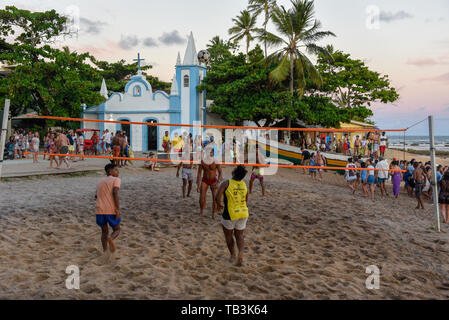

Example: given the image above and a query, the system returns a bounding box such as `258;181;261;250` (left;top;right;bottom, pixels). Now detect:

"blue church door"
146;119;158;151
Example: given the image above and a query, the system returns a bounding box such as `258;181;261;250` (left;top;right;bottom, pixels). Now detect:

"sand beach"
1;163;449;300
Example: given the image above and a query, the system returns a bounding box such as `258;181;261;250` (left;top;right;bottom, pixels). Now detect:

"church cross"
133;53;145;74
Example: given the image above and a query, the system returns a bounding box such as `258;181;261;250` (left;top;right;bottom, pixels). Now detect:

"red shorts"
113;146;121;157
202;177;218;186
380;145;386;153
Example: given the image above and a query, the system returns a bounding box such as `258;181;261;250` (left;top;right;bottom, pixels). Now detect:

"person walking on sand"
391;160;402;199
249;144;266;196
379;132;388;158
354;135;361;157
215;165;249;266
439;171;449;223
345;157;357;194
162;131;171;153
197;148;223;218
31;132;40;163
309;153;317;180
177;144;195;198
315;151;326;181
366;159;376;201
95;164;121;253
56;130;71;169
48;133;57;169
375;157;390;198
361;162;368;197
413;162;425;209
112;132;121;167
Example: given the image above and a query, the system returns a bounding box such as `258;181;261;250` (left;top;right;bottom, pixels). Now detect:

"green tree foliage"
92;58;171;93
0;6;104;122
315;46;399;114
262;0;335;134
206;36;238;66
0;5;171;123
198;46;297;126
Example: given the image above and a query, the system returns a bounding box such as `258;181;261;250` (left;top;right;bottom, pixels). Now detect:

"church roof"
182;32;199;65
176;52;181;66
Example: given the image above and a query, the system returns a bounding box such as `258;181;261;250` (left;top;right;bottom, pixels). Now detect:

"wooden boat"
250;138;350;173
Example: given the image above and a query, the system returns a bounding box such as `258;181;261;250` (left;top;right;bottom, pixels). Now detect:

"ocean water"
388;135;449;152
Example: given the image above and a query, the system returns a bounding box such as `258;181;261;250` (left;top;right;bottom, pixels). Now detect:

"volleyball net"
24;114;407;173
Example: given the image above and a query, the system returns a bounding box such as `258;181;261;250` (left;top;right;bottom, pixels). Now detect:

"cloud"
158;30;186;46
118;35;139;50
143;37;158;47
420;72;449;83
407;57;449;66
79;18;106;35
379;10;413;23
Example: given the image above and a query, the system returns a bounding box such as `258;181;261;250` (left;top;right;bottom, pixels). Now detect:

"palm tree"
248;0;276;57
264;0;335;137
228;10;259;56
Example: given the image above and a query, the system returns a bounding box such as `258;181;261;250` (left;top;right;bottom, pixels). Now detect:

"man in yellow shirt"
172;132;184;153
162;131;171;153
215;165;249;266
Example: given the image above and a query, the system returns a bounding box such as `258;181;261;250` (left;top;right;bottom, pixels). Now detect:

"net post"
428;115;440;232
0;99;11;180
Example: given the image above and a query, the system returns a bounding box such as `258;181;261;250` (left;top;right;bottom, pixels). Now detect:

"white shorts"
346;175;357;182
182;168;193;181
221;217;248;231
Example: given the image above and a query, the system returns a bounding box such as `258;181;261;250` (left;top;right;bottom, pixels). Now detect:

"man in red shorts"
197;148;223;218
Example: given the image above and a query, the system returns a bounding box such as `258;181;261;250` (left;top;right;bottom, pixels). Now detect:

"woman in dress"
391;160;402;199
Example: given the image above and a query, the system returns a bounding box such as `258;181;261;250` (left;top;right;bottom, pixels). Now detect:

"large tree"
263;0;335;136
315;45;399;118
0;6;103;119
198;45;297;126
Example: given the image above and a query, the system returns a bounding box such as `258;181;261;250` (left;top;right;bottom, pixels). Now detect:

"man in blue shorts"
95;163;121;252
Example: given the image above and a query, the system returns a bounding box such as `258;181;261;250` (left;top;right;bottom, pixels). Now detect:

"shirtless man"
315;151;325;181
120;131;129;167
118;132;127;167
413;162;425;209
112;132;121;167
56;130;71;169
177;145;195;198
354;135;361;157
197;148;223;218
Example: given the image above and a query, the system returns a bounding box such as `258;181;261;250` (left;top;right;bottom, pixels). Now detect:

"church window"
133;85;142;96
183;75;189;87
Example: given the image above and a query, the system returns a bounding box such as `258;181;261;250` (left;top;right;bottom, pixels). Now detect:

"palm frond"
269;54;290;83
305;43;333;62
297;51;323;87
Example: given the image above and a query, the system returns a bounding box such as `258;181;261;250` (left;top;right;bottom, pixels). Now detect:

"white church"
82;32;224;152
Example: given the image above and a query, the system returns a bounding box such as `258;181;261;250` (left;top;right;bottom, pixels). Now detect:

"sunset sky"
2;0;449;135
